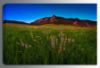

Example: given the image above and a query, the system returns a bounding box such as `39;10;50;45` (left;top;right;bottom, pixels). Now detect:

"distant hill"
31;15;96;27
3;20;29;25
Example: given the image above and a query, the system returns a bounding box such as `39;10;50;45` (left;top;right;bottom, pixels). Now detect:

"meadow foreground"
3;23;97;64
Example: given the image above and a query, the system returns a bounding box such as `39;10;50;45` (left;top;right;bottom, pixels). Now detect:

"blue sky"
3;4;97;23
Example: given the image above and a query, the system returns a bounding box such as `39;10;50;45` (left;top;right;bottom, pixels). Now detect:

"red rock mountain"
31;15;96;27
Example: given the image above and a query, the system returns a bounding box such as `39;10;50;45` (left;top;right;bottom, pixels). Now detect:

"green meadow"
3;24;97;64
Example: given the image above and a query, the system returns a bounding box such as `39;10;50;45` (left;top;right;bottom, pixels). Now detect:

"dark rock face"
31;15;96;27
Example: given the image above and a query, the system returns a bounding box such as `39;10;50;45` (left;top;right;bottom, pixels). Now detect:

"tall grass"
3;24;97;64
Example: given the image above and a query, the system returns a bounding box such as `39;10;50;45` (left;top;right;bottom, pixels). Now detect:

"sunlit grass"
3;23;97;64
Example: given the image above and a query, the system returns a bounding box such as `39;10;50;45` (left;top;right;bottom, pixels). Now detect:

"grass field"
3;23;97;64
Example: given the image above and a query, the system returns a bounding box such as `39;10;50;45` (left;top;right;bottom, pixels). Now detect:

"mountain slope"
31;15;96;27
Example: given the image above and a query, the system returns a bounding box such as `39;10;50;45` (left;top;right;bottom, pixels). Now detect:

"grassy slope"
3;23;97;64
